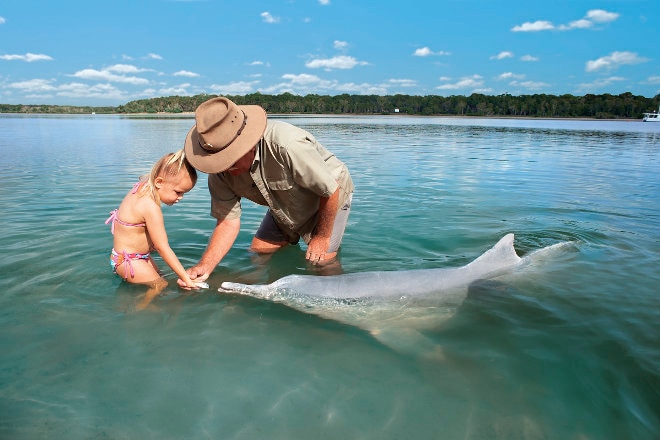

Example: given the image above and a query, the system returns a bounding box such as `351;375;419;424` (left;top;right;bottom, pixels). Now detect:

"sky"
0;0;658;106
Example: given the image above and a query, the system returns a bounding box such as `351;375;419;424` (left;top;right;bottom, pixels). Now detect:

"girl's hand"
177;266;208;288
184;278;200;289
186;278;209;289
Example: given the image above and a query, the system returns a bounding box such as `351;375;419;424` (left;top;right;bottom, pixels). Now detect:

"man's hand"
177;217;241;288
177;265;209;288
306;188;341;264
306;236;331;264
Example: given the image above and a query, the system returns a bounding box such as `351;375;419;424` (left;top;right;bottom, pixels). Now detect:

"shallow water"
0;114;659;439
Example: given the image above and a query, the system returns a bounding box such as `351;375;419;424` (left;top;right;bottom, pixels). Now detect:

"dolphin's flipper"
370;327;445;361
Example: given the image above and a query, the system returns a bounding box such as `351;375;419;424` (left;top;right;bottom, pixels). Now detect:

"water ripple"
0;115;658;439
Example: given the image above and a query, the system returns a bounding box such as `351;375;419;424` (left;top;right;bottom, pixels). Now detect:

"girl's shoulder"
118;189;157;223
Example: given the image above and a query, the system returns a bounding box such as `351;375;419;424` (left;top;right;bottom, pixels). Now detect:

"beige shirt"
208;120;354;243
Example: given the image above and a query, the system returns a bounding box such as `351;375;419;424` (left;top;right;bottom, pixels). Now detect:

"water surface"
0;114;658;439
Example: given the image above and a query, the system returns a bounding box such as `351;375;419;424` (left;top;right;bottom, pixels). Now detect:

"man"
179;97;354;286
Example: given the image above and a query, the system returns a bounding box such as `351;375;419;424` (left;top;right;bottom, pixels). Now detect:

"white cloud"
173;70;199;78
386;79;417;87
210;80;260;94
587;9;619;23
585;51;647;72
106;64;150;74
576;76;625;92
498;72;525;80
281;73;322;85
513;9;619;32
319;0;330;5
647;76;660;84
305;55;367;70
158;83;191;95
8;79;57;92
413;47;450;57
0;16;5;24
509;80;549;91
512;20;554;32
437;75;484;90
57;82;127;99
520;55;539;62
9;79;129;100
261;12;280;23
414;47;432;57
490;51;514;60
560;19;593;30
334;40;349;50
146;53;162;60
257;73;388;95
71;65;150;85
0;53;54;62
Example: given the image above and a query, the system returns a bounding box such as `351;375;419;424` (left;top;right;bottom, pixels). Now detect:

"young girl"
106;149;199;308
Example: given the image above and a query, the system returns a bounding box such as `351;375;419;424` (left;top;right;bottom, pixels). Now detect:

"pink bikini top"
105;182;146;234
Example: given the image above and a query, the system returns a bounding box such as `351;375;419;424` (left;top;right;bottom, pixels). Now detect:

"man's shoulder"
265;120;310;140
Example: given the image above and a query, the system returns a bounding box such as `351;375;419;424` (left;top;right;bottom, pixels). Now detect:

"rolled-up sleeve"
208;173;242;220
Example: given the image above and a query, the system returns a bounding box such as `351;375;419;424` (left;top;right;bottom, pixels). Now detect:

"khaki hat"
184;97;267;174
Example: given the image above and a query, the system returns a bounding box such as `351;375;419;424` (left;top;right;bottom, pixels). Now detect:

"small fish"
195;282;210;289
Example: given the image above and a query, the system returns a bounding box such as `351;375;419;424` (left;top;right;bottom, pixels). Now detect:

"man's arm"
177;217;240;286
306;187;340;263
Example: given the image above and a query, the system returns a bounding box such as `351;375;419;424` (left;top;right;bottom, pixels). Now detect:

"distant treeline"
2;92;659;119
0;104;117;114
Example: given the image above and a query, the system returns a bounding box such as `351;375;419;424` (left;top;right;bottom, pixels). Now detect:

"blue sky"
1;0;658;106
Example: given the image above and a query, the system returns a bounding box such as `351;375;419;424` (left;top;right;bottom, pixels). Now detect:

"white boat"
642;106;660;122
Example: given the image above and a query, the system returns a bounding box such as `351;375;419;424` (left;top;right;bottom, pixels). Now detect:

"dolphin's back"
271;271;423;298
221;233;523;300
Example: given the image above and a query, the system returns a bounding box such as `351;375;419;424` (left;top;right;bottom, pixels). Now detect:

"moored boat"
642;106;660;122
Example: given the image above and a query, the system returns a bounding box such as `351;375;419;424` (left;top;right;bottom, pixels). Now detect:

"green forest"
1;92;659;119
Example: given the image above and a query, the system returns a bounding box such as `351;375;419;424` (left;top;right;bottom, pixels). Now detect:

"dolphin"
218;234;570;358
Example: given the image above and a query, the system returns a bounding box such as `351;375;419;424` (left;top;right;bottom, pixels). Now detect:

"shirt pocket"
268;179;292;191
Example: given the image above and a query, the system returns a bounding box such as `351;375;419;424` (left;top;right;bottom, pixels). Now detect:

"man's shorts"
255;194;352;253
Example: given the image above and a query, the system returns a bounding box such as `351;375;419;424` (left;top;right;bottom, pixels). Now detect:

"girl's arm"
142;201;197;288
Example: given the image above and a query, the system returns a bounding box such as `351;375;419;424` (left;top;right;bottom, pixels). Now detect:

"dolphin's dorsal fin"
472;233;520;265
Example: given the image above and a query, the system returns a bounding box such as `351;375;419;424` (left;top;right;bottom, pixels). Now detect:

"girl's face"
155;171;194;206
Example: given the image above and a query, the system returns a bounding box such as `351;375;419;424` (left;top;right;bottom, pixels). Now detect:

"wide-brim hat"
184;97;267;174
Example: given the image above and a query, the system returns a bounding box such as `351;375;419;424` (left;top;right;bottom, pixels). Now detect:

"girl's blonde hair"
138;149;198;203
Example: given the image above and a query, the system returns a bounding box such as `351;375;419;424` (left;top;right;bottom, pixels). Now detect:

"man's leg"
251;210;291;254
325;193;352;256
251;236;288;253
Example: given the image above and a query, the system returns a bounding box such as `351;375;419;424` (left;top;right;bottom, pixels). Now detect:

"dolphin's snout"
218;282;239;293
